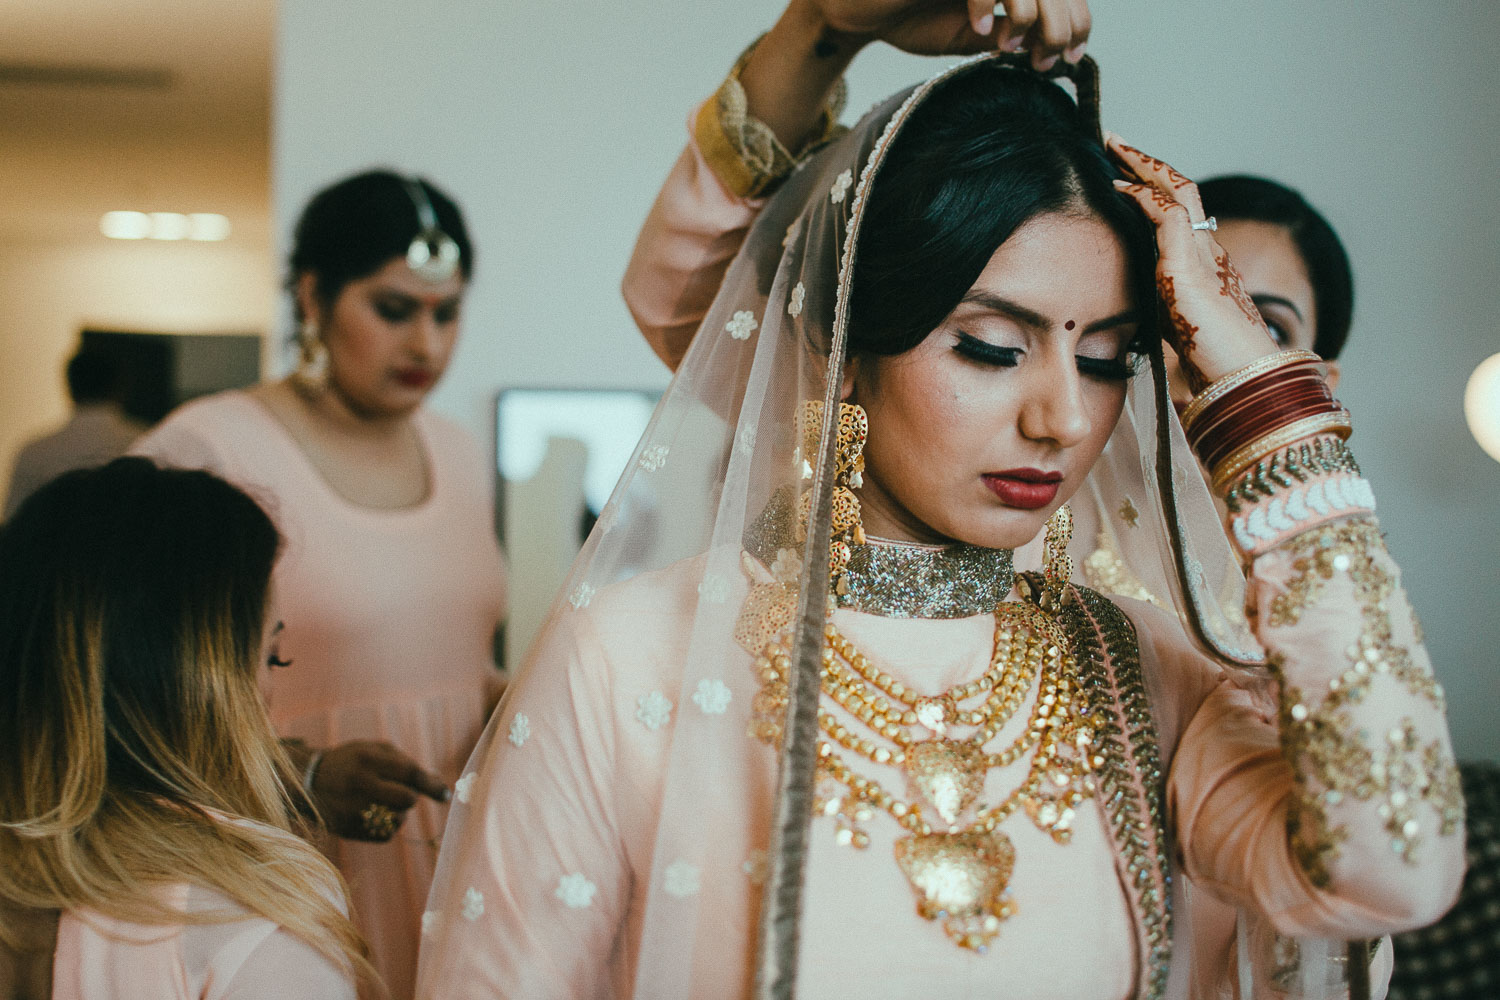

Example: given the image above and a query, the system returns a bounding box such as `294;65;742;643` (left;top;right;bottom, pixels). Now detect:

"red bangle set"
1183;353;1349;486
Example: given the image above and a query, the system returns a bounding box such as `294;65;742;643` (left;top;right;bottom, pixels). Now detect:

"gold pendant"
904;739;986;826
913;695;957;736
894;829;1017;952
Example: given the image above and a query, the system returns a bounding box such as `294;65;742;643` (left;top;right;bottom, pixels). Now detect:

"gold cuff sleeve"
694;38;848;200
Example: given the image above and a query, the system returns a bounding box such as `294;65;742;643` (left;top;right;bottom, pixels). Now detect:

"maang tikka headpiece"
401;176;462;283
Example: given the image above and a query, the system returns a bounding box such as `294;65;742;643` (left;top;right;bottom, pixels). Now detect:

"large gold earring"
795;400;868;593
293;319;328;391
1042;503;1074;587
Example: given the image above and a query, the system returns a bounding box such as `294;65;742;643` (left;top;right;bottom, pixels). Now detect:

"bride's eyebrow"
957;291;1142;336
957;291;1049;331
1080;309;1144;335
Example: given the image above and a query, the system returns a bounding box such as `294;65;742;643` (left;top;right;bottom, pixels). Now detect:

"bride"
419;3;1462;996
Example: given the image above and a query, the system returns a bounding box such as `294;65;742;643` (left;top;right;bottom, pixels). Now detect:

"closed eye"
1076;355;1137;381
953;332;1021;367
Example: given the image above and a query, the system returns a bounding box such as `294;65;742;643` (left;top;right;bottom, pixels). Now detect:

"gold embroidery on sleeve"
1266;518;1462;886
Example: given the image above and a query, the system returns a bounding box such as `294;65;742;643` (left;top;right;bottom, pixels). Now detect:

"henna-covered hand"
1106;133;1278;390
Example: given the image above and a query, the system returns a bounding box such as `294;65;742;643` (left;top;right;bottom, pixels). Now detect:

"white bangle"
301;749;326;796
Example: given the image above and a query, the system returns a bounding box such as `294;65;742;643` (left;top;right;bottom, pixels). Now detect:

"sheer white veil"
420;53;1284;1000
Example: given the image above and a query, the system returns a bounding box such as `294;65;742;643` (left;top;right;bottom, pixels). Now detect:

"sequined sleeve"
1170;506;1466;939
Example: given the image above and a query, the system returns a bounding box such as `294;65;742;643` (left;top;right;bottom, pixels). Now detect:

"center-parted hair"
850;62;1158;357
0;458;372;989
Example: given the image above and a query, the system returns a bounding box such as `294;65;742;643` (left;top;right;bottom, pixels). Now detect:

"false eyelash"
1076;356;1138;381
953;332;1021;367
958;332;1138;381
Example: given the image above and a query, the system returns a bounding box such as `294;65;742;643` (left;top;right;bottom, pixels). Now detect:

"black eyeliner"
953;332;1021;367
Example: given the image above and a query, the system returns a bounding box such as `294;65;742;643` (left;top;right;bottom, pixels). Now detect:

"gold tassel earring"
794;400;868;594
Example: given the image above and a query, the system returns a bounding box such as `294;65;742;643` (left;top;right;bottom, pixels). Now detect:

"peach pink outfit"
50;884;356;999
134;391;505;999
414;121;1462;999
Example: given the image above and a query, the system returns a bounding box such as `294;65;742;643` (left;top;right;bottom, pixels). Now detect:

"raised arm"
623;0;1092;369
1107;138;1464;939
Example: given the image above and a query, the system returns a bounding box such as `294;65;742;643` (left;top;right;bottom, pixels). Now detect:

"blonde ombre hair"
0;458;375;991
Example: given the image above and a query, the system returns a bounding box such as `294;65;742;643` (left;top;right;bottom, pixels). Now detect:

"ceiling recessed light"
100;210;150;239
187;213;231;241
148;212;189;240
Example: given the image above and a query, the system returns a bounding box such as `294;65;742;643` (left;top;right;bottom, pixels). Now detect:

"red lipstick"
982;468;1063;510
393;368;435;389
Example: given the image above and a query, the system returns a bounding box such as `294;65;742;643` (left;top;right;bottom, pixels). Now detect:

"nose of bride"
1018;358;1091;449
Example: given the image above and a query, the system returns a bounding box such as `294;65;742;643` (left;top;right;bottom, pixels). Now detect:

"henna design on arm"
1214;250;1270;333
1158;274;1210;392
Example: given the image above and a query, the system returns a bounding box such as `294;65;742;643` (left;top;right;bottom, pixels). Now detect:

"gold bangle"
1210;411;1352;493
1181;350;1324;432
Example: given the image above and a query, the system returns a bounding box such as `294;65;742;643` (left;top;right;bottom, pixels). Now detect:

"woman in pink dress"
419;3;1463;998
134;171;506;999
0;458;367;999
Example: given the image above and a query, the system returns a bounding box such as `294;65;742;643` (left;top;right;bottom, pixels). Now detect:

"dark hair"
1198;175;1353;359
851;63;1158;356
287;170;474;317
65;348;120;405
0;457;280;799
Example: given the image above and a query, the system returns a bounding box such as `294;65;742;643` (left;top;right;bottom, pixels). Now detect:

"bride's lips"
982;468;1064;510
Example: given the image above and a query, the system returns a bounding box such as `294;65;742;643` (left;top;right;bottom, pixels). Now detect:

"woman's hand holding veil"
805;0;1092;68
740;0;1091;154
1107;134;1282;392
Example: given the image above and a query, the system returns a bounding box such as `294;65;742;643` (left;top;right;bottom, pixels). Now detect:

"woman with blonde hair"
0;457;372;998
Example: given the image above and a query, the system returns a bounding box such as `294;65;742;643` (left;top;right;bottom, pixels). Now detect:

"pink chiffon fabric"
133;391;506;998
50;884;356;999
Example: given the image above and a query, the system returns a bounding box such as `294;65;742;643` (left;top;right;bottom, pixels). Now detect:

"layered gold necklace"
748;598;1098;952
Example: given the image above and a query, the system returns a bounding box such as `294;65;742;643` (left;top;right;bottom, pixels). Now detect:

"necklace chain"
748;598;1100;951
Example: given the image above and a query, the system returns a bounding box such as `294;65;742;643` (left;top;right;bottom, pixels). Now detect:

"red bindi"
1064;320;1076;331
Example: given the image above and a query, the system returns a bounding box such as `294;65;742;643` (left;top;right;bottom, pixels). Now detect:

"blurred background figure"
3;346;144;519
132;170;506;999
0;458;369;999
1199;174;1352;368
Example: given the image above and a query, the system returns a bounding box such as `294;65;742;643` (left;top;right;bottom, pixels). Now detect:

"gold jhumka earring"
793;400;867;595
292;318;329;392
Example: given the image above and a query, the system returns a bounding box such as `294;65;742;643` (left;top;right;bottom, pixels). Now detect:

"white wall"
275;0;1500;758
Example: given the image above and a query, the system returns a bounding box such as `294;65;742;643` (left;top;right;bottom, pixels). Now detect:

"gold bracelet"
1210;411;1352;493
1181;350;1324;432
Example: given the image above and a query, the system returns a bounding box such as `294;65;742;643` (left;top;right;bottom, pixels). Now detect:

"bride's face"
849;211;1140;551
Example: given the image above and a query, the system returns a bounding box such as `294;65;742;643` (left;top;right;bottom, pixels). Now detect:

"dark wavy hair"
288;169;474;318
1198;174;1353;360
851;62;1158;356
